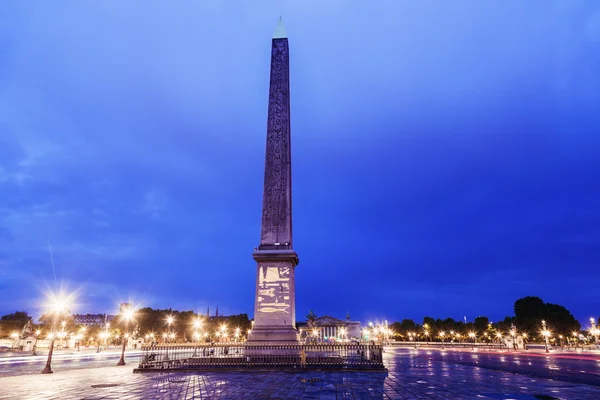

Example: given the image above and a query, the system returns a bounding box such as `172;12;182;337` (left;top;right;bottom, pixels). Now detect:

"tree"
497;316;516;332
389;322;403;339
514;296;580;335
441;318;458;332
545;303;580;334
422;317;436;329
514;296;545;332
399;319;417;333
39;312;75;330
227;314;251;333
0;311;32;338
474;316;490;332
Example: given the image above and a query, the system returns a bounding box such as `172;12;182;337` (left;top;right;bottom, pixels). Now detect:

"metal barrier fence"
136;342;385;371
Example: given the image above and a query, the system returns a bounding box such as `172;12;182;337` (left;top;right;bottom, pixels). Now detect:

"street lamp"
468;331;476;349
510;328;517;351
220;324;227;342
32;329;42;355
98;331;108;353
572;331;579;348
116;305;135;366
76;327;87;351
423;324;430;345
339;327;347;342
166;315;175;330
41;294;69;374
541;320;550;353
590;318;599;344
439;331;446;349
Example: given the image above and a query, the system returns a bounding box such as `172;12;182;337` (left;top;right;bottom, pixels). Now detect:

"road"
0;349;143;377
386;347;600;387
2;346;600;389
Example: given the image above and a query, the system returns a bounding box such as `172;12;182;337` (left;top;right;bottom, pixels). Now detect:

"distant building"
297;313;362;341
73;313;113;327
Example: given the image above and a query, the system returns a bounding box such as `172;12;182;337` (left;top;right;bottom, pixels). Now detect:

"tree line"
0;307;252;342
388;296;584;341
0;296;588;343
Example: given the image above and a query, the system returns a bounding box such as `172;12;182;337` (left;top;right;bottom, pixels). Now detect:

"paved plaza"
1;349;600;399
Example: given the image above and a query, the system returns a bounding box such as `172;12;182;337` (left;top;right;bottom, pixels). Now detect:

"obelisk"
248;18;299;342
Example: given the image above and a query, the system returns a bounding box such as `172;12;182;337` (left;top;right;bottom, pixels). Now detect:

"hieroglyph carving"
260;38;292;246
257;265;291;314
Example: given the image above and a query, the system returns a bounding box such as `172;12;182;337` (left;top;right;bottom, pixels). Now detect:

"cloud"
141;190;169;219
0;1;599;323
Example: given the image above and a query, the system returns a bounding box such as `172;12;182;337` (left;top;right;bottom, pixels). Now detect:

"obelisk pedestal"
248;19;299;343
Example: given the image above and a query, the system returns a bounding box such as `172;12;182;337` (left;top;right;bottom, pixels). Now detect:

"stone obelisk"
248;19;299;342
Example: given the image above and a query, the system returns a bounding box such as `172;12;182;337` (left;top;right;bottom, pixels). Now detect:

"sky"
1;1;599;326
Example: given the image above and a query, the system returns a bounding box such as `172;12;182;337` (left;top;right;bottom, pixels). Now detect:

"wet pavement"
406;348;600;386
0;349;143;377
0;347;598;399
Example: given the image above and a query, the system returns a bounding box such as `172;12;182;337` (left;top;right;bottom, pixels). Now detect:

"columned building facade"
299;316;362;341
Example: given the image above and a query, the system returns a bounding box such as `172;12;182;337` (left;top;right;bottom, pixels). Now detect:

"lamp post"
78;326;87;351
41;296;69;374
220;324;227;343
510;327;517;351
439;331;445;349
41;333;56;374
590;318;599;344
33;329;41;355
468;331;476;350
166;315;175;341
192;316;203;343
97;332;106;353
116;306;135;366
339;327;347;342
541;320;550;353
104;323;110;350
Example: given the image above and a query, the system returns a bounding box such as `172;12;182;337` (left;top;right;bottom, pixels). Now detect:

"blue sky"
1;1;599;325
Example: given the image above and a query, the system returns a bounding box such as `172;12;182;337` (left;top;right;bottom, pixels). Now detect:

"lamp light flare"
121;307;135;322
193;318;203;329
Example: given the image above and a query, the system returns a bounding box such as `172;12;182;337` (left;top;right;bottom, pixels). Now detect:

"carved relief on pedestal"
256;265;291;315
